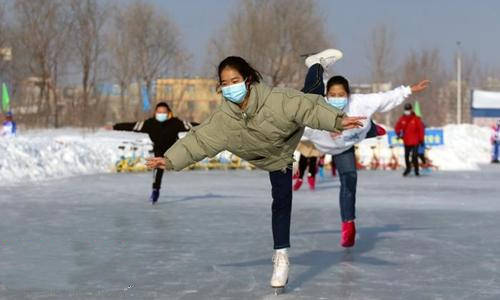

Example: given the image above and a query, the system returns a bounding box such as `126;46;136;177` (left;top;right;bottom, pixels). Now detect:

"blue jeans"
301;63;325;95
333;147;357;222
269;167;293;249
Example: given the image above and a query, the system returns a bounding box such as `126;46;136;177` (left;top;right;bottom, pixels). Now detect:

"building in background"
156;78;221;123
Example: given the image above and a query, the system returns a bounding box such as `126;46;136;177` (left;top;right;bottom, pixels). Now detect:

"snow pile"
426;124;492;170
355;124;492;171
0;128;152;186
0;124;494;186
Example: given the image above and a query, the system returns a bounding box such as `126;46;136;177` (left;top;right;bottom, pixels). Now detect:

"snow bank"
426;124;491;170
355;124;492;171
0;128;152;186
0;124;494;186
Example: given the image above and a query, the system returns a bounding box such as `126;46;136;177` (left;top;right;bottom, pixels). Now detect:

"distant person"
294;141;322;191
492;120;500;163
1;112;17;137
105;102;198;204
395;103;425;176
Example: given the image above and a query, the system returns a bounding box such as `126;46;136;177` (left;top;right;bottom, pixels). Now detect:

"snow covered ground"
1;167;499;299
0;124;495;186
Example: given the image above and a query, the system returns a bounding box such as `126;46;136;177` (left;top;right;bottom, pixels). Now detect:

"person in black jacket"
107;102;198;204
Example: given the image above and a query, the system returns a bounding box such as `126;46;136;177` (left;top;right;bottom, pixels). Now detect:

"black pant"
333;147;357;222
153;168;164;190
269;167;293;249
404;145;419;174
298;155;317;178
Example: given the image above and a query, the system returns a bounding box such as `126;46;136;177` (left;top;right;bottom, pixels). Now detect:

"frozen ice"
1;166;499;299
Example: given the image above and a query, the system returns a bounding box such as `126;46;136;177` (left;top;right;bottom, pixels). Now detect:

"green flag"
414;100;422;117
2;83;10;112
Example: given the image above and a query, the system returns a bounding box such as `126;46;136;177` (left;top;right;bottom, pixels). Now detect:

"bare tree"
121;1;181;117
107;6;135;120
0;1;9;74
12;0;73;127
366;23;396;125
208;0;331;88
397;48;447;126
366;23;396;84
69;0;108;126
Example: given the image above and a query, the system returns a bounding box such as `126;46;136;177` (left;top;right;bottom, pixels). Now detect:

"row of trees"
0;0;498;128
0;0;184;127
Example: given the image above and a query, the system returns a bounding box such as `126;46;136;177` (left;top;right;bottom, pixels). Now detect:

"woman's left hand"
341;116;366;130
411;80;430;93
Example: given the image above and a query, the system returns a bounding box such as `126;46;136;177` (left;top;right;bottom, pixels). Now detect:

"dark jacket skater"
111;102;198;203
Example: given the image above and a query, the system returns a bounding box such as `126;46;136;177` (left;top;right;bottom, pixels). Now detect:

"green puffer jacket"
164;82;345;172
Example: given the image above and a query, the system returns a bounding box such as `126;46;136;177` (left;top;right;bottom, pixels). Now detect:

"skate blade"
273;286;286;295
271;279;288;295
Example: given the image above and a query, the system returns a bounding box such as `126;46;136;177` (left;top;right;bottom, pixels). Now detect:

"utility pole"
456;41;462;124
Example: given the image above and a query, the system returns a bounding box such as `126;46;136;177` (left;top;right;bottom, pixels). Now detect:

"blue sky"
121;0;500;81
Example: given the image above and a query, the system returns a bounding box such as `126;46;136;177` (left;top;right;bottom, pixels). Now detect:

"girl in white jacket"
301;49;429;248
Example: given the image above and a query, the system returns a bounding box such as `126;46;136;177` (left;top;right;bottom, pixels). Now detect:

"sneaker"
403;169;411;177
305;49;343;70
293;179;303;191
341;221;356;247
307;175;316;190
270;250;289;288
149;188;160;204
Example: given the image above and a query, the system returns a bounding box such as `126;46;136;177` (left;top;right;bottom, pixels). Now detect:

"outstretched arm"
108;119;151;133
281;88;364;132
357;80;430;115
146;113;226;171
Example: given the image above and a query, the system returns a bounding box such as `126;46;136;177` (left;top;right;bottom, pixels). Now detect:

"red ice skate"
293;178;303;191
307;175;316;190
341;221;356;247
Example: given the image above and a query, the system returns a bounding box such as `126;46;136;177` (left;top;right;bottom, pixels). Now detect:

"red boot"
307;176;316;190
375;124;386;136
341;221;356;247
293;179;303;191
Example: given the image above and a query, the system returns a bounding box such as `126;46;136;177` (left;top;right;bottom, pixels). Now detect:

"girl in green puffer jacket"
146;56;364;290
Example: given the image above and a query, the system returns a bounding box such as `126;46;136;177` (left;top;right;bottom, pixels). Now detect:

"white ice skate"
270;250;289;295
305;48;343;70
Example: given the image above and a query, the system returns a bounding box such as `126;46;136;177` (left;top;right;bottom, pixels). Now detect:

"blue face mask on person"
326;97;348;110
221;81;247;104
155;113;168;122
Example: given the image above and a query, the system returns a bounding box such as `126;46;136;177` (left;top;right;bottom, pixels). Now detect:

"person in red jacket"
395;103;425;176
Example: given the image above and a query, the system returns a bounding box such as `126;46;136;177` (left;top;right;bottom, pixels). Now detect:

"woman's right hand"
146;157;167;169
341;116;366;130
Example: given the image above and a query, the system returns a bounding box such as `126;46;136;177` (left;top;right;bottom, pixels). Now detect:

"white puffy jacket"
302;86;412;155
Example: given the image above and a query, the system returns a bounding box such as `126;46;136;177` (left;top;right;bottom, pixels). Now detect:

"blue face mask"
326;97;348;110
155;113;168;122
221;81;247;104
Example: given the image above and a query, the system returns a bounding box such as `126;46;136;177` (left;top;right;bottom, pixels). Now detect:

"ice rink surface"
1;166;499;299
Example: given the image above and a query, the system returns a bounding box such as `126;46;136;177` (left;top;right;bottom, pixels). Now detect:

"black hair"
326;75;350;96
155;102;171;111
404;103;413;110
217;56;263;85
